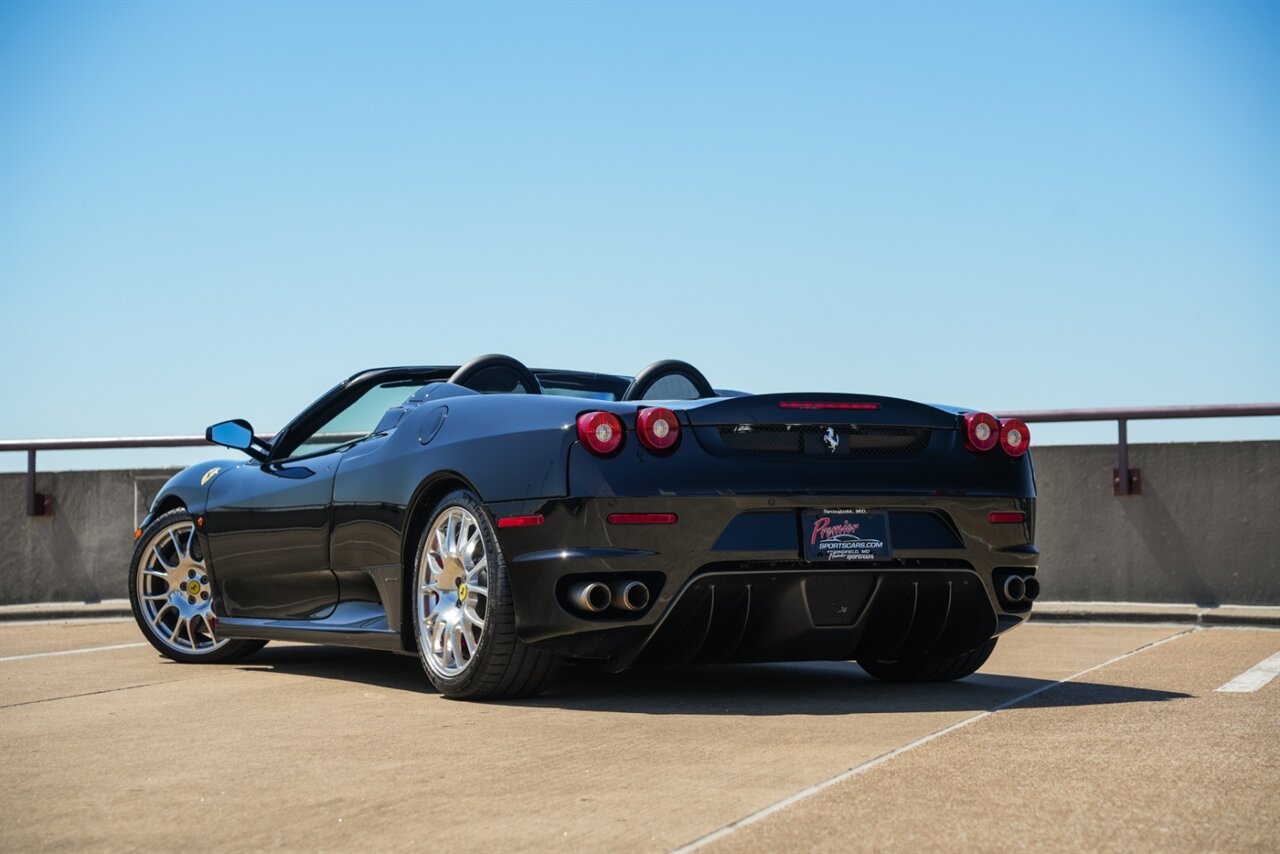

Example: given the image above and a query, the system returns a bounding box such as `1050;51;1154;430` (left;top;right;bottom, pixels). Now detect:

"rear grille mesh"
805;575;875;626
718;424;931;457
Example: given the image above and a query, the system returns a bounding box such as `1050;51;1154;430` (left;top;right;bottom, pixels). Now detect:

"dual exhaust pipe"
568;580;650;614
1002;574;1040;604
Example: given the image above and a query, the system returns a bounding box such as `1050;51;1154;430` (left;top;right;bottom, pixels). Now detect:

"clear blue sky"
1;0;1277;471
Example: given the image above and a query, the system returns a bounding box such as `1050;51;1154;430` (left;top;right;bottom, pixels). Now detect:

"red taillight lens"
636;407;680;452
1000;418;1030;457
577;411;624;455
496;514;545;528
962;412;1000;452
988;511;1026;524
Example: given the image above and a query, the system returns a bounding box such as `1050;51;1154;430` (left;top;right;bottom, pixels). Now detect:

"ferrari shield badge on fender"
200;467;221;486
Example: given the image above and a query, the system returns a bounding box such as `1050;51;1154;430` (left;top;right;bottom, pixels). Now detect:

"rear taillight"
1000;418;1030;457
577;411;624;455
962;412;1000;452
636;407;680;452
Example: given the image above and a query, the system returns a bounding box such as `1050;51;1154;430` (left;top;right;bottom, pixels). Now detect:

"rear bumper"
491;494;1037;667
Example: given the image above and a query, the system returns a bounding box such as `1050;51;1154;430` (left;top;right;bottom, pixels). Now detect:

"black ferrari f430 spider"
129;354;1038;700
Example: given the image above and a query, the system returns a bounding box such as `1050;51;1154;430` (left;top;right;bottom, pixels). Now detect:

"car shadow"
235;645;433;694
234;645;1190;716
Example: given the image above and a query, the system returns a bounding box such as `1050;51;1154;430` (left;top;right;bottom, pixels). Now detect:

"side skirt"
217;601;405;652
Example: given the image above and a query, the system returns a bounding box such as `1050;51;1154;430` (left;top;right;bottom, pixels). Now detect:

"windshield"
281;380;422;458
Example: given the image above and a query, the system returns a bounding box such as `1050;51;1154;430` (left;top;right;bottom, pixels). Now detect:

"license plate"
802;510;891;562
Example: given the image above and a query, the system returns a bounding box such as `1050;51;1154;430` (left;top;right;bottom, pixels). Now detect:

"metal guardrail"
997;404;1280;495
2;404;1277;514
0;435;272;517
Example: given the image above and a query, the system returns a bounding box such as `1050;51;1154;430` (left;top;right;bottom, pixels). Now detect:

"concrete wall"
0;468;179;605
1032;441;1279;605
1;440;1277;606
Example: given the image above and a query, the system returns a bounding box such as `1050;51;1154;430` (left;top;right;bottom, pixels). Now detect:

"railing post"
25;449;43;516
1113;418;1140;496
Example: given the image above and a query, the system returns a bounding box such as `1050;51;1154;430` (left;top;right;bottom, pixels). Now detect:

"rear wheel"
412;490;560;700
129;507;266;664
857;638;997;682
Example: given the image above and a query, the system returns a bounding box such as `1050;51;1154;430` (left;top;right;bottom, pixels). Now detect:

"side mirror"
206;419;267;461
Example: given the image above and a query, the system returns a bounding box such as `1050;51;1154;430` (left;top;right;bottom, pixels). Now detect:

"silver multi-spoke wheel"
417;506;489;678
410;490;559;700
134;519;226;655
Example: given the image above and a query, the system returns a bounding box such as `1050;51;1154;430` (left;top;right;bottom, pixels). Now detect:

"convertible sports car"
129;354;1038;700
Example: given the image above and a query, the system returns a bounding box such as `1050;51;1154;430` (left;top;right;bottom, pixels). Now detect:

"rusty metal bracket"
1113;468;1142;496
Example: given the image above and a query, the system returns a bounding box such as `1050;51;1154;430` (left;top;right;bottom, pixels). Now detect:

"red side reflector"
988;512;1026;524
779;401;880;411
607;513;678;525
496;514;545;528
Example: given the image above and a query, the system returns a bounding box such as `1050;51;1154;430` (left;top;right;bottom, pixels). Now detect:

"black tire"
410;489;560;700
857;637;998;683
129;507;266;664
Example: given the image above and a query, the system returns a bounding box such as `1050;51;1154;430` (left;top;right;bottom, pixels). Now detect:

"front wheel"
129;507;266;664
411;490;560;700
857;638;997;683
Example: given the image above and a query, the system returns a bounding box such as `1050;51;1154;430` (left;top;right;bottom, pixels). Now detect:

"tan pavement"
0;619;1274;852
703;627;1280;853
0;618;142;658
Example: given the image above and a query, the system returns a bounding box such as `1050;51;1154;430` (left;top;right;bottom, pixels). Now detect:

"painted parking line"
0;642;148;663
1215;650;1280;693
672;627;1198;854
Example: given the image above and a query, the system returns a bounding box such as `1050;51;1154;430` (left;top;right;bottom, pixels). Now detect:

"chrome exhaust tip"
568;581;612;613
611;580;650;612
1002;575;1027;603
1023;576;1041;601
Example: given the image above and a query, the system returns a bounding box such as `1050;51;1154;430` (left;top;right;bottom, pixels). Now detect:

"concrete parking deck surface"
1;620;1276;852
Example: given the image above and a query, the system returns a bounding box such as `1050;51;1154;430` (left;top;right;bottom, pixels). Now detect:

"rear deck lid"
678;393;959;428
677;393;959;459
